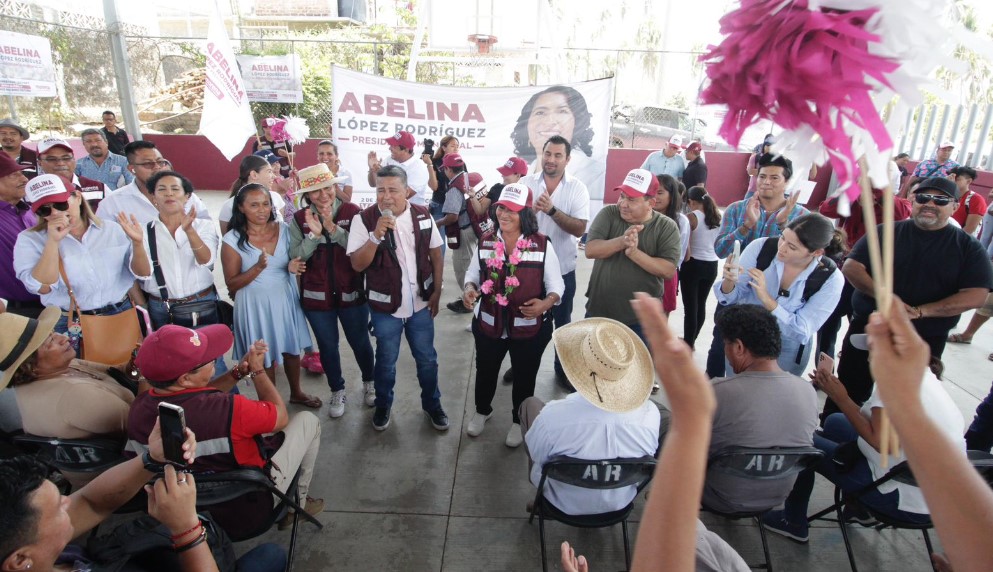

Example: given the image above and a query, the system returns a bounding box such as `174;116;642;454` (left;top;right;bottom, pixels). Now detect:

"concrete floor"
198;190;992;571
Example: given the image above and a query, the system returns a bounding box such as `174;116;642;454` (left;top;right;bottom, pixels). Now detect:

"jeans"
303;304;375;392
678;258;718;349
966;381;993;452
816;279;854;360
236;543;287;572
369;307;442;411
783;413;930;527
472;318;552;422
705;304;729;378
551;271;577;377
146;292;228;374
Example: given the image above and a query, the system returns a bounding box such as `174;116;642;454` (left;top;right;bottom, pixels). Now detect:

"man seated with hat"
0;118;37;178
125;324;324;528
519;317;660;515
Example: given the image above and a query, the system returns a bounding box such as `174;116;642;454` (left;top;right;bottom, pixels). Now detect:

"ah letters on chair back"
710;447;823;481
545;457;655;490
13;435;125;473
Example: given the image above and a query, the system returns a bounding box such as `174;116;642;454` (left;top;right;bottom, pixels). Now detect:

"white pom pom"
281;115;311;146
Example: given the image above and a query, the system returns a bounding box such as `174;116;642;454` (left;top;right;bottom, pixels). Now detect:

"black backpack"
85;513;237;572
754;238;837;303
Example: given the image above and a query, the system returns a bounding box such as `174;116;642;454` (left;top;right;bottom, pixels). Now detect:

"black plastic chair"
702;446;825;572
528;455;656;572
194;467;323;572
11;433;126;475
806;450;993;572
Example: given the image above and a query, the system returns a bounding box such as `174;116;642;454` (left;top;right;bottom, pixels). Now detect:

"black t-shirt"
101;127;130;156
487;182;505;203
431;158;450;205
850;220;993;336
683;158;709;189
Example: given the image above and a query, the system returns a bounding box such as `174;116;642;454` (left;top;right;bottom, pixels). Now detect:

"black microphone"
382;208;397;250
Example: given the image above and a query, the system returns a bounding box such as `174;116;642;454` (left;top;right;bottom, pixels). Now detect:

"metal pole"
920;105;939;160
898;108;912;153
103;0;142;140
406;0;428;82
971;105;993;168
948;106;965;159
5;96;16;122
908;106;925;160
959;104;979;166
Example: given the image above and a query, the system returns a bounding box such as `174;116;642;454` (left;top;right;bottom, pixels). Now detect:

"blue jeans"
146;293;228;375
783;413;930;527
705;304;728;378
236;542;286;572
966;382;993;452
551;271;577;376
369;307;442;411
304;304;375;392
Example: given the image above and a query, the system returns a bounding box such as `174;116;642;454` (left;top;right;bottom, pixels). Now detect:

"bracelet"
916;306;925;319
368;234;382;245
191;243;206;252
142;449;165;473
173;527;208;552
230;367;244;381
548;206;559;217
247;369;265;380
170;520;203;541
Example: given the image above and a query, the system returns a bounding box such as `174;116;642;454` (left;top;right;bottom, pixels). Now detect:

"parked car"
610;105;710;150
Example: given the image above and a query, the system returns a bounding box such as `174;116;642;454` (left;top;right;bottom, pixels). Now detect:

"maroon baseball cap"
441;153;465;169
0;152;29;179
385;130;416;149
496;157;528;177
685;141;702;154
451;172;485;194
135;324;233;382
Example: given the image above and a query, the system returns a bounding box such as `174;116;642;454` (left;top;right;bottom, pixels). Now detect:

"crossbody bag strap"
146;221;171;308
57;256;80;321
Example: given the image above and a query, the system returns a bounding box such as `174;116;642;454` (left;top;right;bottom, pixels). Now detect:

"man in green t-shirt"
584;168;681;342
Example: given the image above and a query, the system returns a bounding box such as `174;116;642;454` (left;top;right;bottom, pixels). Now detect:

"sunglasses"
913;193;953;207
37;201;70;217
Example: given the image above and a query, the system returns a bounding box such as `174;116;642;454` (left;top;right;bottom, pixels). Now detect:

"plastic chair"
194;467;323;571
702;446;825;571
11;433;126;475
806;450;993;572
528;455;656;572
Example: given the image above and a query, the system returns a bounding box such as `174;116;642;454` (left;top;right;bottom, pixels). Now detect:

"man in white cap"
585;169;681;342
366;130;431;207
518;317;660;515
0;118;37;178
640;134;686;180
909;140;959;188
35;137;109;210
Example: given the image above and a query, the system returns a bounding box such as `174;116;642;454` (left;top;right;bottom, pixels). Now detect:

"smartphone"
158;402;188;466
816;351;835;375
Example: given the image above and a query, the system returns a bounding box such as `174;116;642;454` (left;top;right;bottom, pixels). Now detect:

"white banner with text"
0;30;58;97
237;54;303;103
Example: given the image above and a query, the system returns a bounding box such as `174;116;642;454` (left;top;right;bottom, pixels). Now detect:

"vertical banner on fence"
199;7;255;161
331;66;614;211
0;30;58;97
237;54;304;103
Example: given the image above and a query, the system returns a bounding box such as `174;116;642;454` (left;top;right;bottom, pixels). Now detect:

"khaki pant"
269;411;321;503
518;396;546;473
452;227;478;290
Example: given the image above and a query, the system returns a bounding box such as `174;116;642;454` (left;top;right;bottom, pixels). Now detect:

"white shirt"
14;220;148;311
218;194;286;224
336;167;354;189
96;182;212;225
521;172;590;275
687;210;720;262
889;161;902;194
525;393;660;515
857;370;965;514
676;212;690;268
346;205;443;319
385;155;431;207
140;218;219;298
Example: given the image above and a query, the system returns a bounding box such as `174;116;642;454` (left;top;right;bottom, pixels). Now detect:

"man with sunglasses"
35;137;109;211
0;153;42;317
96;140;212;225
825;177;993;417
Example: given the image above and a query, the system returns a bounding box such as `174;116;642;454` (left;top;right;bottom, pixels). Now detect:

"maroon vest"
359;203;436;314
76;175;106;211
293;203;364;310
476;233;549;339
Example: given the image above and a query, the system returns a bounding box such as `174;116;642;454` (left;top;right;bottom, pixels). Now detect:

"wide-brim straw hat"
553;317;654;413
0;305;61;390
297;163;346;194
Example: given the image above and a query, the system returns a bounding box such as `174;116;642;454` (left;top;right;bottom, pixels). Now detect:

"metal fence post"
920;105;939;159
973;105;993;168
103;0;141;140
960;104;979;165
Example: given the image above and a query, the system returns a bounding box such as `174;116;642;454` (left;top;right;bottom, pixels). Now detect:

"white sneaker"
363;382;376;407
328;390;346;418
505;423;523;448
466;412;491;437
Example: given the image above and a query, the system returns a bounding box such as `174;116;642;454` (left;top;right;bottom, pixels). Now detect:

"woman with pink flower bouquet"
462;183;565;447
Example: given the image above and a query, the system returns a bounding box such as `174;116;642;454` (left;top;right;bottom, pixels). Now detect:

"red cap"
685;141;702;154
0;152;29;179
451;172;485;194
135;324;233;382
25;174;73;213
385;130;416;150
496;157;528;177
494;183;533;212
441;153;465;169
614;169;659;198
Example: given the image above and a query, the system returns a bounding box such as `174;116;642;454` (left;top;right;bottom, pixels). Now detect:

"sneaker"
447;299;472;314
372;407;391;431
277;496;325;530
505;423;523;447
328;390;346;418
842;505;879;527
301;353;323;374
760;510;809;543
466;412;491;437
363;381;376;407
424;407;450;431
502;368;514;385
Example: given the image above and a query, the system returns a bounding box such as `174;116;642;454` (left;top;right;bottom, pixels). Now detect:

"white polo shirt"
521;171;590;275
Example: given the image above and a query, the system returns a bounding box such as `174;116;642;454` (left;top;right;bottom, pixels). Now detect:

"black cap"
916;177;959;200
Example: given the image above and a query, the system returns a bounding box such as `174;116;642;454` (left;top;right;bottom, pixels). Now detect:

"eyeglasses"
40;155;74;164
131;160;170;169
913;193;953;207
191;360;214;372
37;202;70;217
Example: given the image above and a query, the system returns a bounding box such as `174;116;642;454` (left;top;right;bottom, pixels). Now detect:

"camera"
423;138;435;158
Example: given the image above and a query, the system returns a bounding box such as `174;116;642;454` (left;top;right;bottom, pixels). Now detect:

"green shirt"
288;200;350;261
585;206;681;325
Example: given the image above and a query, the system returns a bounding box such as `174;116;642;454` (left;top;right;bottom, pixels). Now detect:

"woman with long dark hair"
715;213;845;375
430;136;460;221
218;154;284;235
679;186;723;349
511;86;594;163
220;183;319;408
654;175;690;315
461;183;564;447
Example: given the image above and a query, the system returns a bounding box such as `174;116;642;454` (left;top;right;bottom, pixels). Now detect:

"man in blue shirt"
641;135;687;180
75;128;133;191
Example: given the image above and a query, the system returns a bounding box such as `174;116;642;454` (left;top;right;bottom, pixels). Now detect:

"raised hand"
535;192;553;213
304;208;323;235
117;212;144;242
367;151;381;170
46;211;71;242
744;196;761;228
776;190;801;226
181;206;197;232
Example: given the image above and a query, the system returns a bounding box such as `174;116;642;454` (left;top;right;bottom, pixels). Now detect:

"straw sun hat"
553;318;655;413
0;306;62;390
297;163;347;194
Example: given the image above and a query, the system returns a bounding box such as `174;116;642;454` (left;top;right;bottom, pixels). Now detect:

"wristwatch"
306;231;320;241
142;449;166;473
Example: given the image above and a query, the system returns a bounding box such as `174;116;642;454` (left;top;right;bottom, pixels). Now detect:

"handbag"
147;221;233;330
59;259;142;366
